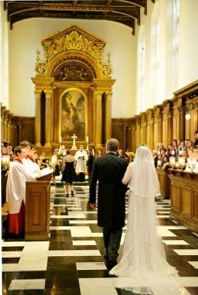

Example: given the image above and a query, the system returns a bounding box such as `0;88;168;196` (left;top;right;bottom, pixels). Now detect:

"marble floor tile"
179;277;198;287
2;241;26;247
2;263;18;272
80;286;117;295
9;279;45;290
174;250;198;256
2;252;22;258
163;240;189;245
69;220;97;224
16;256;48;271
76;262;106;270
48;250;101;256
73;240;97;245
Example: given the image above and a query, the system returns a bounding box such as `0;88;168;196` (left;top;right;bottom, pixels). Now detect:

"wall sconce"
185;113;191;120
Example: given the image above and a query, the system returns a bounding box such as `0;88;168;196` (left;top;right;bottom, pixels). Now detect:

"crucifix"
71;134;78;150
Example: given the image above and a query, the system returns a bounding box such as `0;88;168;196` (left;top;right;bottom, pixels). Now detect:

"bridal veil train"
110;145;182;295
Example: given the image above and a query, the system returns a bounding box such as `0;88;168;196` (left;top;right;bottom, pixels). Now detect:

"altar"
31;25;115;155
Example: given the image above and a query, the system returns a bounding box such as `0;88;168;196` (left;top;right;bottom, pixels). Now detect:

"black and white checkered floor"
2;183;198;295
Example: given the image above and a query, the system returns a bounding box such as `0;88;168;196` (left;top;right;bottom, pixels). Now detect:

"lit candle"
171;150;175;156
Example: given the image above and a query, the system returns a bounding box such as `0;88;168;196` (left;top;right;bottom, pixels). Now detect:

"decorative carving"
35;25;112;78
53;61;94;81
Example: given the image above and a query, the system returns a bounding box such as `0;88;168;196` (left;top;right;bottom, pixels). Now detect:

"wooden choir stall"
168;170;198;233
25;171;53;240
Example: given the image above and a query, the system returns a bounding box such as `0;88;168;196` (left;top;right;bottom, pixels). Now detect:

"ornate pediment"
35;24;112;79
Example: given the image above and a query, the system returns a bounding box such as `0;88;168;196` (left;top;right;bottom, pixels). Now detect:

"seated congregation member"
6;146;36;236
162;155;170;171
194;131;198;147
152;150;158;168
62;149;76;197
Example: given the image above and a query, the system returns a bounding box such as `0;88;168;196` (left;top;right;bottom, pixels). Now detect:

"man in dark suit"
89;138;128;270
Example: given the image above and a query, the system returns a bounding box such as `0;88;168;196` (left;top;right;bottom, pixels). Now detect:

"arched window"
150;3;161;105
137;26;145;113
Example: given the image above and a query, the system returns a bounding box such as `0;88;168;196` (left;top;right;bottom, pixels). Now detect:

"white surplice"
74;150;88;173
22;158;39;177
6;161;36;214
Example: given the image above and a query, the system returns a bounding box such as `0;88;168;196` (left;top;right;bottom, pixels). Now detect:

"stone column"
94;91;103;149
45;90;52;148
105;92;112;141
35;90;41;147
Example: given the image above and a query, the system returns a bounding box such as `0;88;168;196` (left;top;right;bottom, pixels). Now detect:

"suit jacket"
87;154;94;175
89;152;128;229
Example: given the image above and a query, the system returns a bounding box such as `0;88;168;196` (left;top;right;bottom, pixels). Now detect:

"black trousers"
78;172;85;182
103;227;122;262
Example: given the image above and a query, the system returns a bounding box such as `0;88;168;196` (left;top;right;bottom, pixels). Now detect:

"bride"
110;145;182;295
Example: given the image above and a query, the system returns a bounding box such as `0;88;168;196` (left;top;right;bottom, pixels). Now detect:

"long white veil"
110;146;182;295
128;145;160;197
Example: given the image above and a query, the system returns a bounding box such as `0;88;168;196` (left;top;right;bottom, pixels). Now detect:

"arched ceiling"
4;0;155;35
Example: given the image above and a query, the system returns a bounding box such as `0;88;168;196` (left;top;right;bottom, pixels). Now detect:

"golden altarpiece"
32;24;115;154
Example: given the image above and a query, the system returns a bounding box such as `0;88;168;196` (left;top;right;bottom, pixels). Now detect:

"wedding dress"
110;146;182;295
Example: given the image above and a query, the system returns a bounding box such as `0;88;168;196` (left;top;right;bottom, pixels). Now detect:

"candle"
59;136;62;142
87;136;89;143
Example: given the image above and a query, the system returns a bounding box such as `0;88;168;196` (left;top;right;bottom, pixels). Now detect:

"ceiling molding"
4;0;154;35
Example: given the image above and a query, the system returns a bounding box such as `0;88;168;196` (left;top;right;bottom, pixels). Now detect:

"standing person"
110;145;181;295
89;138;128;270
51;149;59;185
6;146;36;236
87;148;94;180
61;150;76;197
75;145;88;181
98;149;103;157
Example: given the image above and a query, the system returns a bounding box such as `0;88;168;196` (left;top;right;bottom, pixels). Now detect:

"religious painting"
61;89;86;141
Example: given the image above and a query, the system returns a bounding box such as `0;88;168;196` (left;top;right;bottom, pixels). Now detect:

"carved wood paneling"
25;181;50;240
169;172;198;233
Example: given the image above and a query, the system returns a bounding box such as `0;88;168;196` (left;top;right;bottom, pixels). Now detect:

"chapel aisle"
2;182;198;295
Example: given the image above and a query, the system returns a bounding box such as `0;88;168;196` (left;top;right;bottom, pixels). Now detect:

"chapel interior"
1;0;198;295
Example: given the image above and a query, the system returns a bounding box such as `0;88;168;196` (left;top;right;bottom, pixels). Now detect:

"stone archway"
32;24;115;153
